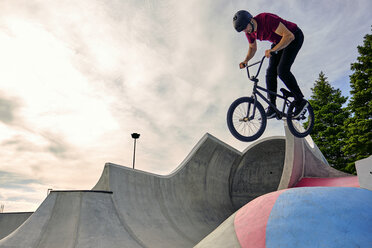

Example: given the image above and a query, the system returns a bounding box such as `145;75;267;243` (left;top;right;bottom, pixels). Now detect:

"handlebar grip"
270;51;278;55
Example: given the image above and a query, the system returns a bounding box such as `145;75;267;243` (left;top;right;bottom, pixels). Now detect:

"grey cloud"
45;137;70;159
1;132;75;160
38;131;77;160
1;137;40;153
131;106;165;136
0;95;20;124
0;171;39;190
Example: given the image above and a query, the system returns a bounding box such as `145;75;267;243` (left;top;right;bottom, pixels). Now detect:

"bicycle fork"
249;95;259;120
239;95;258;122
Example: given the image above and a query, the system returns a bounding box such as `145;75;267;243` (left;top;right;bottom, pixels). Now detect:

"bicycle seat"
280;88;295;98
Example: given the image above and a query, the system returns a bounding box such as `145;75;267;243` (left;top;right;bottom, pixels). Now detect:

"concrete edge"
241;135;285;154
95;133;243;181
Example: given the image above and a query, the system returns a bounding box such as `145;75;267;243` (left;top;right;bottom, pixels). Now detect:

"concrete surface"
91;134;302;247
263;187;372;248
1;133;286;247
0;212;33;240
278;122;351;190
194;213;239;248
230;137;285;209
0;191;143;248
92;134;243;247
197;187;372;248
294;176;359;187
356;156;372;191
0;127;360;247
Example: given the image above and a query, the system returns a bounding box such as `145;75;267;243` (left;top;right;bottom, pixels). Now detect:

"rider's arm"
265;22;294;57
240;40;257;68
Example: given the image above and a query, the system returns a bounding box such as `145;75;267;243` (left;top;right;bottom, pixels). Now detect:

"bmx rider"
233;10;308;119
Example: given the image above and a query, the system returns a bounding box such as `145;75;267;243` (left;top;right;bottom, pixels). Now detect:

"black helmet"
233;10;253;32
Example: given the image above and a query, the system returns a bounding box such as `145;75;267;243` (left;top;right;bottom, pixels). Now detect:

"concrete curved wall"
92;134;290;247
92;133;243;247
278;123;351;189
0;191;135;248
230;137;285;209
0;212;33;240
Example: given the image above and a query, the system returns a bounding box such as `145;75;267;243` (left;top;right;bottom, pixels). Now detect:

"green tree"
343;29;372;173
309;71;350;170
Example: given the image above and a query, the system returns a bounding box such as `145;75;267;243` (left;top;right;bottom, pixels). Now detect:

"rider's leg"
266;47;281;105
265;50;282;118
277;28;304;102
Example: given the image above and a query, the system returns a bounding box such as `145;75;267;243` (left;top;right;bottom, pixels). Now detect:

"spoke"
237;102;249;118
230;100;265;139
237;104;245;117
247;123;255;135
237;113;262;137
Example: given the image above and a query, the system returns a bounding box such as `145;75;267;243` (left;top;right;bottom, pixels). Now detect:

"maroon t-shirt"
246;13;298;44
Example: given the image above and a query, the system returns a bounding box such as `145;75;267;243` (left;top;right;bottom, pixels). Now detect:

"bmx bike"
227;55;314;142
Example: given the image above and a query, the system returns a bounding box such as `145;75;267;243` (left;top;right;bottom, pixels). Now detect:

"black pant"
266;28;304;104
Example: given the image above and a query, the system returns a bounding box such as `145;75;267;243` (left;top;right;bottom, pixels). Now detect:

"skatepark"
0;124;371;248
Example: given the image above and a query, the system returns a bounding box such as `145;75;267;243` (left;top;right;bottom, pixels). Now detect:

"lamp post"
131;133;140;169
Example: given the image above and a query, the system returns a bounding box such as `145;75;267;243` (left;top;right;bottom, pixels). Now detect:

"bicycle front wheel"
227;97;267;142
286;100;314;138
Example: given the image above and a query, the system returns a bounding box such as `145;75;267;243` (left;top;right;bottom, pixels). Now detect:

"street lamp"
131;133;140;169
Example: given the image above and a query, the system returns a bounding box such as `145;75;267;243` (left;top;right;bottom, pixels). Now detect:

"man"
233;10;307;118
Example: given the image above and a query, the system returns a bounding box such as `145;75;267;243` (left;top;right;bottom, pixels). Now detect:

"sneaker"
293;99;309;118
266;106;277;119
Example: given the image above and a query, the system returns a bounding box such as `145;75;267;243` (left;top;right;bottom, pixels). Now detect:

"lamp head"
131;133;140;139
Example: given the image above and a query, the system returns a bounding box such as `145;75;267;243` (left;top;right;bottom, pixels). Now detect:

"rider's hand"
239;62;247;69
265;49;273;58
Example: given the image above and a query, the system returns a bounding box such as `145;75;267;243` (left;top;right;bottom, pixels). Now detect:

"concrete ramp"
0;212;33;240
278;123;353;189
92;134;243;247
0;129;356;247
0;134;248;247
0;191;143;248
229;136;286;208
91;133;287;247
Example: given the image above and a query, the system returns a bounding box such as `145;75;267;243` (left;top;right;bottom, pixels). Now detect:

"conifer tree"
343;29;372;173
309;71;350;170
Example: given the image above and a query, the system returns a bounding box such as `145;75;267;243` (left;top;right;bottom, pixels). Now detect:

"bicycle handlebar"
245;56;265;80
244;52;277;81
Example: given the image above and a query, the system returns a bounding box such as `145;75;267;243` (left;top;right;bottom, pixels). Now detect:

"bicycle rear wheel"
227;97;267;142
286;100;314;138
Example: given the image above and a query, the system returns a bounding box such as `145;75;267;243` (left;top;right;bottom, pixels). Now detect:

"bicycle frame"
245;56;292;120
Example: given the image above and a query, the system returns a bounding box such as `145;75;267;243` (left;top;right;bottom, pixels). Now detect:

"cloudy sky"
0;0;371;212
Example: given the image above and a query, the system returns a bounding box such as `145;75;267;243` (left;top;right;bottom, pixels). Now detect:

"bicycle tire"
227;97;267;142
286;100;314;138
